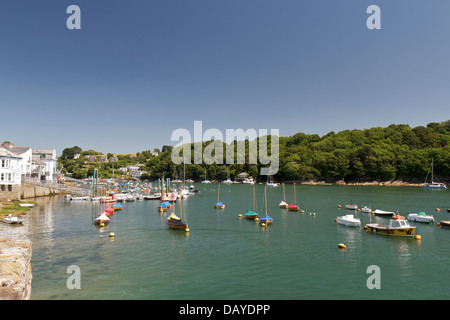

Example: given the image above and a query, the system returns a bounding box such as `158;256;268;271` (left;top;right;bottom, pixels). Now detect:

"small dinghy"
2;214;24;224
336;214;361;227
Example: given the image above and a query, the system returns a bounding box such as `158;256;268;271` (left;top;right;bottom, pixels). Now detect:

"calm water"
2;184;450;300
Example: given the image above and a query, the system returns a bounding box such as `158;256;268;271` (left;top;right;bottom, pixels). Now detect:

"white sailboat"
222;167;232;184
201;168;211;183
423;158;447;189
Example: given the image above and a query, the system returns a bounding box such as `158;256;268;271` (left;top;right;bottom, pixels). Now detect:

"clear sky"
1;0;449;155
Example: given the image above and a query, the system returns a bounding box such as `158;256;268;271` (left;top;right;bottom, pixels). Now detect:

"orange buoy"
437;208;441;212
414;235;421;240
338;243;346;249
337;205;342;208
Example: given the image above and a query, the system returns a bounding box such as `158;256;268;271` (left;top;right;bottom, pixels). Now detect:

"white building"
32;149;57;182
0;147;22;186
0;142;32;178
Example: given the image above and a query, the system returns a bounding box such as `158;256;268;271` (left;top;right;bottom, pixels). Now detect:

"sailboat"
244;184;259;220
201;168;211;183
424;158;447;189
215;183;225;209
167;188;188;230
279;183;288;208
267;175;278;187
260;185;273;226
222;167;232;184
287;183;299;211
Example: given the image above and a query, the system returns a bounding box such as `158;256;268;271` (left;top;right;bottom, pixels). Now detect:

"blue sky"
1;0;449;155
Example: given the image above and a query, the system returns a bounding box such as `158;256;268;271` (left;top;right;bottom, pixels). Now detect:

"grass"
0;200;36;218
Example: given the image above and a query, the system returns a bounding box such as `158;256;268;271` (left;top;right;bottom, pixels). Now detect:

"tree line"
59;121;450;183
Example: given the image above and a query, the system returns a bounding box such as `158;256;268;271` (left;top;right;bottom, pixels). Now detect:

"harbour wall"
0;183;63;201
0;238;32;300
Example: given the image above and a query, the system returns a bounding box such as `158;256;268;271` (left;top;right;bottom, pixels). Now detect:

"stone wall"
21;183;63;199
0;184;21;201
0;238;32;300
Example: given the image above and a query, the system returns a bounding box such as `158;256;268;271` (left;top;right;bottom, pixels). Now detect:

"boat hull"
407;214;434;223
373;209;395;216
2;218;23;224
364;224;416;237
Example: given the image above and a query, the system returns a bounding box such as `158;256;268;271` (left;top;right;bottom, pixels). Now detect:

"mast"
283;183;286;202
217;182;220;202
253;184;256;211
294;183;296;204
265;184;267;215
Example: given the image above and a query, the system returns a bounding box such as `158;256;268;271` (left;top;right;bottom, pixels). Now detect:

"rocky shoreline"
295;179;425;187
0;238;32;300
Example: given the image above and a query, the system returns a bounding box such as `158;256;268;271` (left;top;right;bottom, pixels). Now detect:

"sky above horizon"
1;0;449;155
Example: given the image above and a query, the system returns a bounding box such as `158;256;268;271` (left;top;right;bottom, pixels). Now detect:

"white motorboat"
2;214;24;224
373;209;395;216
336;214;361;227
361;206;372;213
407;212;434;223
70;196;90;201
345;204;358;210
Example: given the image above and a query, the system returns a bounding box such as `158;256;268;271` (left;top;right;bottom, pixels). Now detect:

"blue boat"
215;201;225;209
260;214;273;225
113;202;123;211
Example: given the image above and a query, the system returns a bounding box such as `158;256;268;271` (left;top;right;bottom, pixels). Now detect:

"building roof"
0;147;22;159
7;146;32;155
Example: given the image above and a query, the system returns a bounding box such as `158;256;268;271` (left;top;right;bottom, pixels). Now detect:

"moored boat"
215;201;225;209
407;212;434;223
373;209;395;216
364;216;416;237
438;221;450;228
94;213;110;225
2;214;24;224
279;200;288;209
18;203;35;208
361;206;372;213
260;214;273;225
244;210;258;220
113;203;123;211
345;204;358;210
336;214;361;227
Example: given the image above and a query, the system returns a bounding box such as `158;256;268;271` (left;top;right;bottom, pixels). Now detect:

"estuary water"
2;184;449;300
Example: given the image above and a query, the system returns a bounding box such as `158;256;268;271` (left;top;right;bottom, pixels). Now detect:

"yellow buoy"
238;214;242;217
100;223;105;227
109;232;115;237
301;210;305;213
185;227;190;232
261;223;266;227
338;243;346;249
312;212;316;216
414;235;421;240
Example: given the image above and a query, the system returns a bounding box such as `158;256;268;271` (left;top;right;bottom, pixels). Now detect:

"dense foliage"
59;121;450;182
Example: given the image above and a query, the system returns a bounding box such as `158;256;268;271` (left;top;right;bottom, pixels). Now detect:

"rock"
0;238;32;300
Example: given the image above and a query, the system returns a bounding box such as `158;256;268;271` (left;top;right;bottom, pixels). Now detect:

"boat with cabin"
364;215;416;237
336;214;361;227
407;212;434;223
